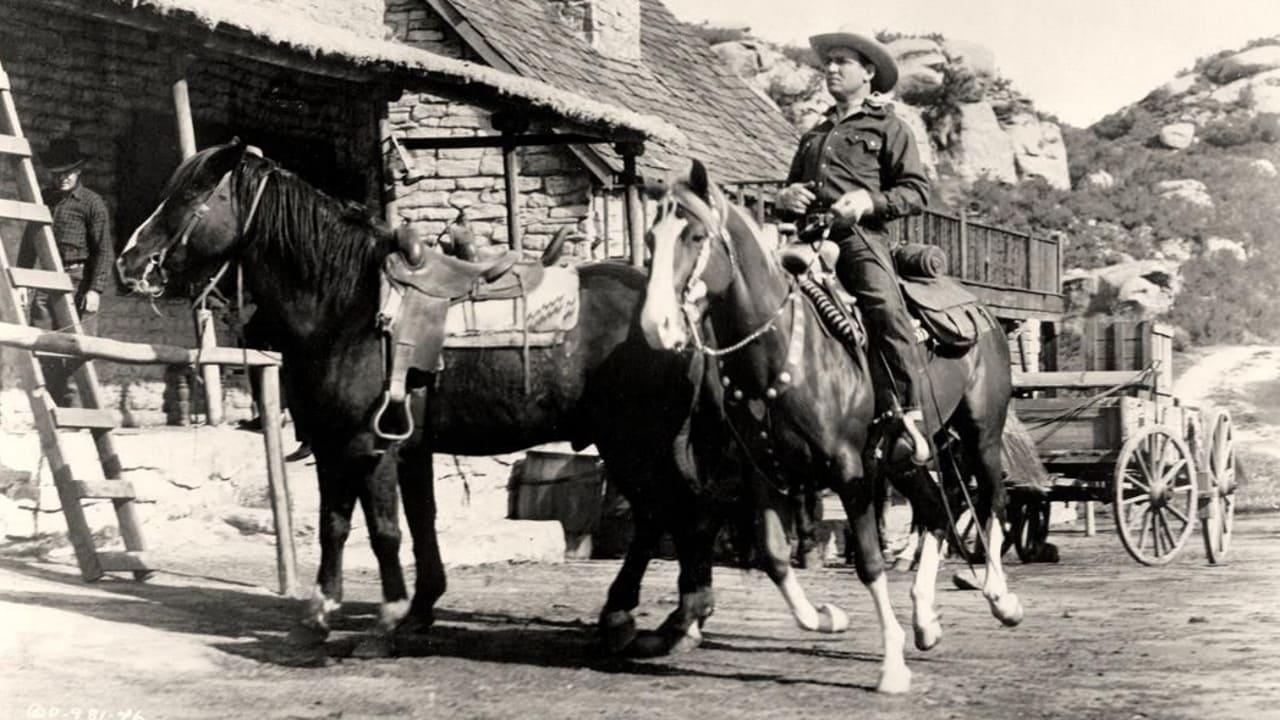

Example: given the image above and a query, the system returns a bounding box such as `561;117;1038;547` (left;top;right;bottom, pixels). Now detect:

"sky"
663;0;1280;127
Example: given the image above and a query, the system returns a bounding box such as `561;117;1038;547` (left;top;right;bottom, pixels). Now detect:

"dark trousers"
28;268;96;407
833;226;925;414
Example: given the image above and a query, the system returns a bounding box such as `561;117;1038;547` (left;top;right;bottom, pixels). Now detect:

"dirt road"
3;513;1278;720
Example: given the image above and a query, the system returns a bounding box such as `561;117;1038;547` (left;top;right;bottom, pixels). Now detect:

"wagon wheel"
1201;410;1237;564
1114;425;1198;566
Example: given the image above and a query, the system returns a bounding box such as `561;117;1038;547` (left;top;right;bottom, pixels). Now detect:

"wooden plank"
7;267;73;292
96;550;153;574
1013;370;1157;390
0;198;51;224
53;407;118;430
257;366;299;598
0;69;9;91
71;479;136;500
0;321;281;366
0;133;32;157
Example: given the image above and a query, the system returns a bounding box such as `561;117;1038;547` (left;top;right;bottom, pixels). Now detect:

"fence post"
958;209;968;280
257;364;298;598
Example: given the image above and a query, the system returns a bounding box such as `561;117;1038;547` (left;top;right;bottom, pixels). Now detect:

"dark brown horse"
115;140;847;657
639;161;1023;693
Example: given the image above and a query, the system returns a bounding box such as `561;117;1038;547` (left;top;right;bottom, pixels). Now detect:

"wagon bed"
1008;322;1237;566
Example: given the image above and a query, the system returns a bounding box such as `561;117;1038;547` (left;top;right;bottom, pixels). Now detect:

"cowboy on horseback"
775;26;933;464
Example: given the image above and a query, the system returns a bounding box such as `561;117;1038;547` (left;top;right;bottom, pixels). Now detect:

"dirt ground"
3;510;1279;720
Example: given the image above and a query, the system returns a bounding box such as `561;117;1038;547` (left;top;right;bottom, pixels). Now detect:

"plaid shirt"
784;100;930;227
19;184;114;294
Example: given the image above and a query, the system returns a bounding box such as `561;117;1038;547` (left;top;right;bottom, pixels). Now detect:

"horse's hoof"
951;572;981;591
816;604;849;634
876;665;912;694
666;623;703;655
351;633;396;659
396;613;434;637
287;621;330;647
991;594;1024;627
913;617;942;651
599;610;638;655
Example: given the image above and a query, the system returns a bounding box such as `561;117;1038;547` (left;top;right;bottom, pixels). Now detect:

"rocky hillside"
701;24;1280;346
706;29;1071;192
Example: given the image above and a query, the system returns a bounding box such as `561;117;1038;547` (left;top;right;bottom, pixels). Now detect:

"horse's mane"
670;176;782;277
235;157;392;307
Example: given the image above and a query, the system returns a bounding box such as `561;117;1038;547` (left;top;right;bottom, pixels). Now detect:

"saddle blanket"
443;265;580;347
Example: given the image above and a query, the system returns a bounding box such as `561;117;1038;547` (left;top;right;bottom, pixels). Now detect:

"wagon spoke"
1135;509;1152;551
1166;502;1190;526
1160;458;1188;486
1123;468;1151;493
1158;511;1178;556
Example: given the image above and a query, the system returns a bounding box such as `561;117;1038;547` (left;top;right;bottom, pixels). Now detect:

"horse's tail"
1001;406;1050;490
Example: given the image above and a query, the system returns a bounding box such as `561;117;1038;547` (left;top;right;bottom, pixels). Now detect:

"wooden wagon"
1009;321;1238;565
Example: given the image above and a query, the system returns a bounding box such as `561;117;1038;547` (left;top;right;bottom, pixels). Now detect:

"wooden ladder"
0;59;150;581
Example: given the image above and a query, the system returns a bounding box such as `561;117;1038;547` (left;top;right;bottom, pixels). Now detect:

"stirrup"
371;391;414;442
902;409;932;465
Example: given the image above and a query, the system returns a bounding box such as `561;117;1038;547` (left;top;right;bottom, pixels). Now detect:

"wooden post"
503;142;522;253
615;142;646;267
172;54;224;424
958;209;968;280
257;365;298;597
378;117;400;226
171;56;197;160
1085;501;1097;537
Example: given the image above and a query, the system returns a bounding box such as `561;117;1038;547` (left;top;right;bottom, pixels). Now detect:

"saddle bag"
898;275;994;352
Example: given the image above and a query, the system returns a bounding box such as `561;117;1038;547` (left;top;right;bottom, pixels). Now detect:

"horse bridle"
137;159;274;300
665;188;795;358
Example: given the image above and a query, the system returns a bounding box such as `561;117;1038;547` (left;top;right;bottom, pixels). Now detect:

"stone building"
0;0;797;426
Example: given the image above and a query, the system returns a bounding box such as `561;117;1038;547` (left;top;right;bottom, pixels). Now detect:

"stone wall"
0;3;378;426
385;1;606;261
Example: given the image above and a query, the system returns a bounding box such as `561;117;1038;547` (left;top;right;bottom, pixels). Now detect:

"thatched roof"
97;0;686;147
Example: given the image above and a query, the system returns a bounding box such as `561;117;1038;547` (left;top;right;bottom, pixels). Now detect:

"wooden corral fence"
0;321;300;596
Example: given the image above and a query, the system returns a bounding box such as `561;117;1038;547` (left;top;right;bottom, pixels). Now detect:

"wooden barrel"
508;450;605;558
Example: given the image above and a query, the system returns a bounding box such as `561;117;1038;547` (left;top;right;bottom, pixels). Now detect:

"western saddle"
372;226;542;441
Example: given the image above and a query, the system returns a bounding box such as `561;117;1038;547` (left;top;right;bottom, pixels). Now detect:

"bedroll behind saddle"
779;241;996;352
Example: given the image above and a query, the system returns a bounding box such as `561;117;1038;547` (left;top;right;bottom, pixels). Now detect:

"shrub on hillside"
1169;251;1280;343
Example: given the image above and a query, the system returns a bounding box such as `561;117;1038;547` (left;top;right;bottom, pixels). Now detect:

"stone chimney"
550;0;642;62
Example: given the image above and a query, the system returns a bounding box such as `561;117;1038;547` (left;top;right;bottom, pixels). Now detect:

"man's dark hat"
43;136;87;173
809;26;899;94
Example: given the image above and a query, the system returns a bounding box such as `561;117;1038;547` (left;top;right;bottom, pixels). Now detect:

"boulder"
893;101;939;179
888;38;948;101
1066;259;1183;318
1155;179;1213;208
1158;74;1199;98
942;37;997;76
1081;169;1116;190
1005;113;1070;189
1156;237;1194;262
1206;44;1280;84
711;40;761;79
1159;122;1196;149
1209;68;1280;110
1202;236;1247;261
949;101;1018;184
1251;158;1278;176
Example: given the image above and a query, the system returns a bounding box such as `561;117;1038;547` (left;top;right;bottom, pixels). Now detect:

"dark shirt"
19;184;114;294
784;100;930;227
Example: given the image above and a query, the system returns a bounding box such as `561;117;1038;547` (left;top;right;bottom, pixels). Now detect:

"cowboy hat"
42;136;87;173
809;26;899;94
